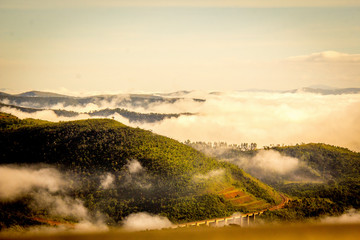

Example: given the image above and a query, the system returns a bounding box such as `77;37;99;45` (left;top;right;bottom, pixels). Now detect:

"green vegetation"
261;198;344;222
192;142;360;222
273;144;360;181
90;108;193;123
0;113;280;229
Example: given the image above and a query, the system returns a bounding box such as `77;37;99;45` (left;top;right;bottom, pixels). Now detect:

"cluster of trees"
89;108;192;123
184;140;258;151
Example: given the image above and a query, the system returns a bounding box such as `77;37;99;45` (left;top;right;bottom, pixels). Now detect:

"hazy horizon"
2;89;360;152
1;0;360;92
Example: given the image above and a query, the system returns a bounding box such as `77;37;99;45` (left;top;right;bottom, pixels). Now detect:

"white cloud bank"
2;91;360;152
122;212;172;231
136;91;360;152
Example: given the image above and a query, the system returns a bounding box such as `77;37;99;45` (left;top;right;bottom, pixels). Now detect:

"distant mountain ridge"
0;91;205;110
292;87;360;95
15;91;71;98
0;102;193;123
1;86;359;103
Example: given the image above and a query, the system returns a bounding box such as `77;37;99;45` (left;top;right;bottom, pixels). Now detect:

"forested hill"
272;144;360;181
0;112;281;229
188;142;360;220
0;112;217;177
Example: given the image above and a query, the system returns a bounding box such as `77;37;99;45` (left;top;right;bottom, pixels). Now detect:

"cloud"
226;150;306;182
123;160;152;189
193;169;225;181
1;0;360;9
126;159;144;174
122;212;172;231
249;150;299;174
3;91;360;152
0;166;64;201
30;191;89;219
0;106;92;122
0;165;108;232
135;91;360;152
287;51;360;63
321;209;360;224
100;173;115;189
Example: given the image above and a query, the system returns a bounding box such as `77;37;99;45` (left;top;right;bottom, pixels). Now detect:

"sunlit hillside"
0;112;281;230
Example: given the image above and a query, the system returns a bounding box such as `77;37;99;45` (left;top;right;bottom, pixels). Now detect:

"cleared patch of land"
218;187;272;210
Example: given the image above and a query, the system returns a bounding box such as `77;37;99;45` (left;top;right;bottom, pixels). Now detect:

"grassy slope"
0;112;281;227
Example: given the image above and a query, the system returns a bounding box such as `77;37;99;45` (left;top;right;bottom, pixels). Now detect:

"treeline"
89;108;192;123
0;103;192;123
184;140;258;151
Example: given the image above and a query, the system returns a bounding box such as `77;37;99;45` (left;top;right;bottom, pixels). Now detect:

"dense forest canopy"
0;112;280;229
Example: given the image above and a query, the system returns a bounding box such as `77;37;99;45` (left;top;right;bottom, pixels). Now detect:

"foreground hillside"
0;113;281;230
188;142;360;221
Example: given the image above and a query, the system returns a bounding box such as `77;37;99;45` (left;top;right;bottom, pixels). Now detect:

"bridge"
176;212;262;228
175;194;289;228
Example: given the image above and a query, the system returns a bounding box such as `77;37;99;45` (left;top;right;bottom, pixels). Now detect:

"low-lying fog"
2;90;360;152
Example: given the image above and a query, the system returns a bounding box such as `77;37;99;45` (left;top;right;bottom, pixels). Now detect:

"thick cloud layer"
136;91;360;152
2;91;360;151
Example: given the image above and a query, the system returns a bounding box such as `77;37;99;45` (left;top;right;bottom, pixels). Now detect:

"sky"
1;0;360;92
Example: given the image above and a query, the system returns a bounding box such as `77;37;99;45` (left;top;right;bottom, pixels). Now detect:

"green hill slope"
188;142;360;221
271;144;360;209
0;113;281;229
